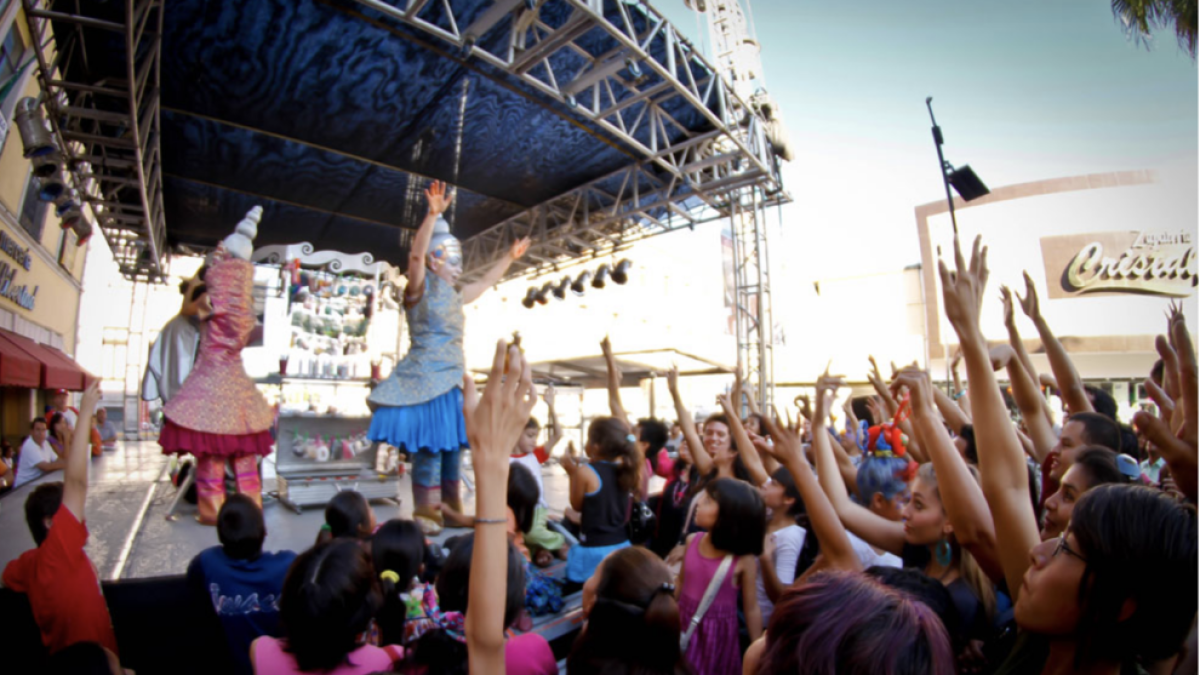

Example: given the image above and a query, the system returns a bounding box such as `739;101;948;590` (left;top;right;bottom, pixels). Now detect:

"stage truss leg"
731;184;773;412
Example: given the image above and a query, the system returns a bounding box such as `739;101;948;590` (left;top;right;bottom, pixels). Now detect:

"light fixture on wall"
611;259;633;285
38;170;66;202
522;287;538;309
14;97;56;158
571;270;591;296
592;263;610;289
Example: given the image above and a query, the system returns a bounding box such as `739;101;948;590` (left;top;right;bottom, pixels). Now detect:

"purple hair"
758;571;955;675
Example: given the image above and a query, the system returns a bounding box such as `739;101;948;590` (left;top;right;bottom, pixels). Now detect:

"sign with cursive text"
0;228;38;310
1040;231;1197;299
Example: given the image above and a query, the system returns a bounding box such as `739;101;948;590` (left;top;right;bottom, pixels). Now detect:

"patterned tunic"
368;274;464;408
163;256;274;436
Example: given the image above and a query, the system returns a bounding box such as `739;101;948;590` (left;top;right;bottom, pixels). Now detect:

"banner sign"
1040;230;1196;299
0;227;38;310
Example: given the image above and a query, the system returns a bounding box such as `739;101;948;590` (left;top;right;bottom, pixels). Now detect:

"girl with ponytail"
370;519;427;648
562;417;640;583
569;546;690;675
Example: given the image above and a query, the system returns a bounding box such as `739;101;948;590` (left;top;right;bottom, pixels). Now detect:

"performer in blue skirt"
368;180;529;535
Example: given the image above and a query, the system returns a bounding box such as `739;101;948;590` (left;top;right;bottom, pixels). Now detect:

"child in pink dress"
677;478;766;675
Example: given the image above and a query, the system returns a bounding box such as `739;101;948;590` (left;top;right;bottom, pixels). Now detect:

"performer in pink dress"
159;207;274;525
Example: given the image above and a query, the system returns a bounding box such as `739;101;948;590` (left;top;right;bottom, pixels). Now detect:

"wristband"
953;391;966;401
475;517;507;525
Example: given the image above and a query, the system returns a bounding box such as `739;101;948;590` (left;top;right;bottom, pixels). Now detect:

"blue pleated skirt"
368;387;468;454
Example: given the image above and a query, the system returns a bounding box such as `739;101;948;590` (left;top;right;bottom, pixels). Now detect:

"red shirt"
2;507;119;655
519;446;551;464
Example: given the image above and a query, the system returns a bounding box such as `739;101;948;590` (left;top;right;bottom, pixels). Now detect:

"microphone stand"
926;97;959;237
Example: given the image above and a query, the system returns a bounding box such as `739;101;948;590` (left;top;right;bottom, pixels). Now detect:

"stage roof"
471;348;731;388
37;0;785;280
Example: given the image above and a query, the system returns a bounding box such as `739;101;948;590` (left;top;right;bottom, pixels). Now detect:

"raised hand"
795;394;813;422
543;384;556;409
463;340;537;472
889;366;934;416
1134;310;1198;501
666;363;680;394
1000;285;1016;328
937;235;990;339
1015;271;1040;320
509;237;531;260
425;180;454;216
989;344;1015;372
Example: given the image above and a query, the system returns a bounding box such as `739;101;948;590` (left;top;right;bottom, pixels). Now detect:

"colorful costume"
367;266;468;533
159;207;274;524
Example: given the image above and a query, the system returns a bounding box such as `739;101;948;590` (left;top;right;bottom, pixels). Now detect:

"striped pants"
195;455;261;525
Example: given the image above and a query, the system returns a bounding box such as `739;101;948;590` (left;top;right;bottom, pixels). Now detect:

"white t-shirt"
849;531;902;570
14;436;55;489
510;453;547;509
756;524;807;624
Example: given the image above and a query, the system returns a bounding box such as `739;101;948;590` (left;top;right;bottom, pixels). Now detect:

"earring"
936;538;953;567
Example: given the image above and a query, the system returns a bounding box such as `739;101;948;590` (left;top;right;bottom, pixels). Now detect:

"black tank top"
580;461;630;547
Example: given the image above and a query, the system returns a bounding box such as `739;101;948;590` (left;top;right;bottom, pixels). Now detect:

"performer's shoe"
415;515;443;536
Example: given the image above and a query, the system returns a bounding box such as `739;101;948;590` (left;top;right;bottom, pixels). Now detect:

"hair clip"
626;434;637;443
658;582;676;594
380;570;400;584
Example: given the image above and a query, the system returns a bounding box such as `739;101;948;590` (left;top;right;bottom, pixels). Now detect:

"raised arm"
600;336;632;428
62;381;101;521
542;386;563;454
461;237;531;305
990;343;1057;463
1017;272;1092;415
867;358;928;464
950;350;972;417
932;386;972;434
1134;308;1198;502
812;375;907;556
668;365;711;476
891;368;1003;582
462;341;538;675
405;181;453;302
718;393;769;487
762;399;862;574
942;237;1040;598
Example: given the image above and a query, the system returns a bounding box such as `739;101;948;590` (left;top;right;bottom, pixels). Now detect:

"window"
58;226;78;270
0;20;28;151
18;170;46;240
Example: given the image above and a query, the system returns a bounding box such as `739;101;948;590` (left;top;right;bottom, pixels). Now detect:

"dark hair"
280;539;383;672
1070;448;1125;490
508;462;539;534
695;414;753;487
1117;424;1139;461
372;519;427;647
865;566;964;651
770;466;806;521
408;534;525;675
525;417;541;431
1150;359;1164;384
1068;412;1121;453
588;417;641;495
30;417;47;430
1084;385;1118;420
318;490;372;545
1069;485;1197;666
760;571;956;675
47;641;118;675
958;425;978;464
217;494;265;560
0;440;12;459
568;547;688;675
48;413;67;442
638;418;669;454
25;482;64;546
851;397;874;426
704;478;765;556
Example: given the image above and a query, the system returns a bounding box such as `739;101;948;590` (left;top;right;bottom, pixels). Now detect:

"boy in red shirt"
3;381;120;657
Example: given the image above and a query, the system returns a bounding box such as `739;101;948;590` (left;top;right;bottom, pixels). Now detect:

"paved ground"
0;439;587;580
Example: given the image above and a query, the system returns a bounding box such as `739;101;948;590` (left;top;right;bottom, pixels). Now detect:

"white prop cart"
250;243;405;512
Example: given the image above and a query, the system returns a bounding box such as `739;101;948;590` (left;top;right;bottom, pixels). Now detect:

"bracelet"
953;391;966;401
474;517;507;525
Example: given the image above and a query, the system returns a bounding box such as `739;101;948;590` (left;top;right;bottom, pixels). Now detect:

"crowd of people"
3;233;1198;675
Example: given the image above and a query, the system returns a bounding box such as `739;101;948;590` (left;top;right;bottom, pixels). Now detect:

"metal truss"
349;0;788;281
21;0;168;282
730;183;773;411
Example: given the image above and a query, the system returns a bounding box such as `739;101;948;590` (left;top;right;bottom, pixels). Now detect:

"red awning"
0;329;91;390
0;331;41;388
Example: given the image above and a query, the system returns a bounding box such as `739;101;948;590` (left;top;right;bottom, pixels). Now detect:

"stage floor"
0;440;583;581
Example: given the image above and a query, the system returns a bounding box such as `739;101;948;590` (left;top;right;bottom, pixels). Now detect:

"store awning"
0;331;42;388
0;329;91;391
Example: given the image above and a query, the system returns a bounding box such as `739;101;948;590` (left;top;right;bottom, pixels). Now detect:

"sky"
655;0;1198;281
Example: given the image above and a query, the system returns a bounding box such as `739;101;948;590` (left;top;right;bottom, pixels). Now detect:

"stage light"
947;164;989;202
38;171;65;201
571;270;591;296
612;259;632;285
522;287;537;309
592;263;610;289
71;216;93;244
31;150;61;178
552;276;570;300
14;98;56;158
536;282;553;305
